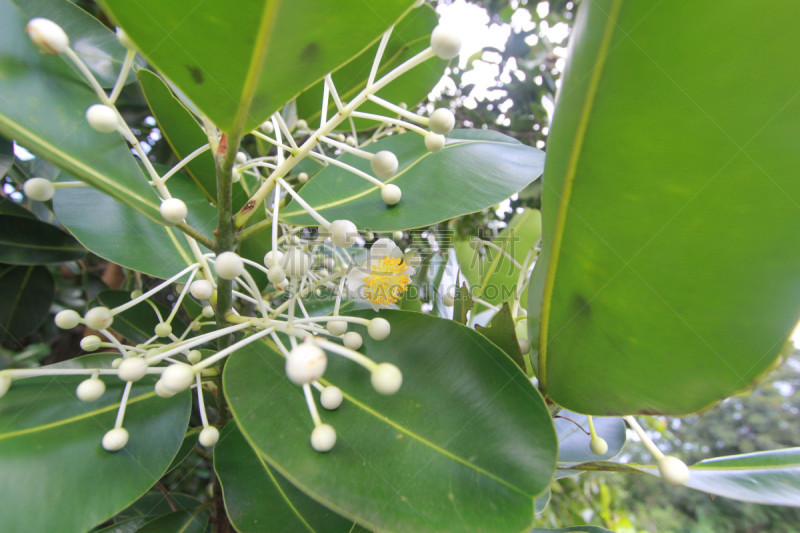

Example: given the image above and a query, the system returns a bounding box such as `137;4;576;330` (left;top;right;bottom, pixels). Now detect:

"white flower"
345;238;416;310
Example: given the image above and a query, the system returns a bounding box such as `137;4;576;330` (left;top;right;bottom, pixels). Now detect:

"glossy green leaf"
295;4;447;131
475;303;526;371
0;354;191;533
530;0;800;414
0;214;86;264
283;130;545;231
98;0;416;135
165;427;201;473
95;290;189;345
0;0;162;223
554;410;625;479
0;197;34;218
0;265;53;340
452;280;473;325
54;172;215;279
94;516;150;533
225;310;557;533
215;423;358;532
0;137;13;176
136;510;208;533
12;0;140;87
531;527;614;533
118;492;205;521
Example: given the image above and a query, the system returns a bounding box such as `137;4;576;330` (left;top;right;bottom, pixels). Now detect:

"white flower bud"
442;287;455;307
295;119;308;131
659;455;690;485
23;178;54;202
26;18;69;55
424;132;446;152
429;108;455;134
283;248;310;278
381;184;402;206
235;151;247;166
54;309;81;329
285;341;327;385
190;280;214;300
298;172;309;184
327;320;347;336
310;423;336;452
102;427;129;452
368;318;391;340
80;335;102;351
268;265;286;285
264;250;285;268
320;386;343;410
130;289;143;298
199;426;220;447
430;25;462;60
371;363;402;395
0;374;12;398
111;358;123;369
214;252;244;280
154;379;176;398
154;322;172;338
343;331;363;350
85;104;119;133
84;306;113;330
370;150;399;179
330;219;358;247
76;378;105;402
260;120;274;134
392;231;404;241
159;198;188;224
202;305;215;318
187;350;202;364
116;27;135;50
159;363;195;394
590;436;609;456
117;357;148;382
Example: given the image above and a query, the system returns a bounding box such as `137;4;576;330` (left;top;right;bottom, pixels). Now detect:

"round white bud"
343;331;363;350
55;309;81;329
263;250;285;268
202;305;215;318
80;335;102;352
310;423;336;452
187;350;202;364
154;322;172;338
23;178;55;202
159;198;188;224
330;219;358;247
84;306;113;330
214;252;244;280
392;231;404;241
76;378;106;402
298;172;309;184
370;150;399;179
0;374;11;398
268;265;286;285
260;120;274;134
85;104;119;133
429;108;456;134
295;119;308;131
518;337;531;353
159;363;195;394
285;341;327;385
345;136;357;146
130;289;143;299
442;287;455;307
116;27;135;49
190;280;214;300
368;318;391;340
111;358;123;369
154;379;176;398
327;320;347;336
381;184;402;206
102;427;129;452
371;363;403;395
424;132;446;152
26;18;69;55
659;455;690;486
199;426;220;447
283;248;310;278
430;25;462;60
365;231;375;241
590;436;609;456
235;151;247;166
320;386;343;410
117;357;148;382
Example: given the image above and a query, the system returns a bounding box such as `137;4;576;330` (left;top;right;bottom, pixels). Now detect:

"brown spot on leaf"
187;65;204;84
300;42;319;62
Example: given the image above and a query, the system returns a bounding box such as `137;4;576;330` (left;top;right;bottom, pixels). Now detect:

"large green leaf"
0;0;162;223
283;130;545;231
215;423;358;532
0;214;86;264
0;265;54;340
135;510;208;533
95;290;189;344
531;527;614;533
295;4;447;131
224;310;557;533
54;172;216;279
98;0;416;135
529;0;800;414
0;354;191;533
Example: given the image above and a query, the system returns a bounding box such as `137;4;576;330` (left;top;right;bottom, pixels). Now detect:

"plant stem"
214;133;240;325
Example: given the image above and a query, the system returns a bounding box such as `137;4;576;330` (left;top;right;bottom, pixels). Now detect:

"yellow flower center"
364;256;411;306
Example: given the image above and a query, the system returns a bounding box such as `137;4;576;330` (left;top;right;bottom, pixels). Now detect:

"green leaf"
93;516;150;533
136;510;208;533
0;265;53;340
531;527;614;533
12;0;141;87
295;4;447;131
0;197;35;218
452;280;473;325
554;410;625;479
215;423;358;532
54;172;215;279
0;137;13;177
95;290;188;345
98;0;416;135
165;426;201;473
475;303;526;371
283;130;545;231
0;353;191;533
0;214;86;264
0;0;163;224
530;0;800;414
224;310;557;532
